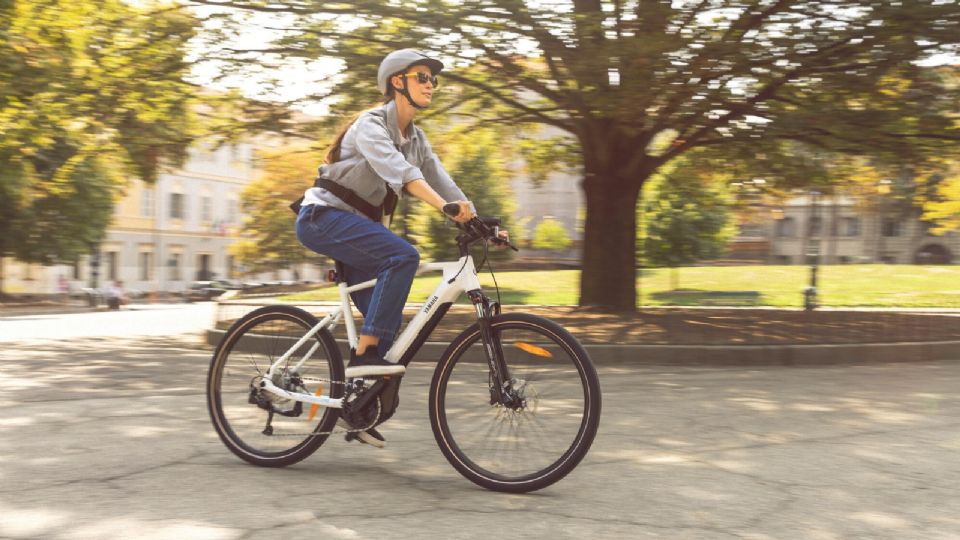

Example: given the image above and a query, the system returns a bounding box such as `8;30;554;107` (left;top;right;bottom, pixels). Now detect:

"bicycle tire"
207;305;344;467
429;313;601;492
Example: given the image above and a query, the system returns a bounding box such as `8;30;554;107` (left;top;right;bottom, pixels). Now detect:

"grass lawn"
281;265;960;308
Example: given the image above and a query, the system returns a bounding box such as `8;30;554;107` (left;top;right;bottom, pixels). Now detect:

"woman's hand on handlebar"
441;203;520;251
493;229;511;249
443;200;476;224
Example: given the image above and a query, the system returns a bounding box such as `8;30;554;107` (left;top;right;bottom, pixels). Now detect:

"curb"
204;329;960;366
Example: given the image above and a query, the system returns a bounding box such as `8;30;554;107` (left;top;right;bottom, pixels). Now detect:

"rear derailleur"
249;372;305;435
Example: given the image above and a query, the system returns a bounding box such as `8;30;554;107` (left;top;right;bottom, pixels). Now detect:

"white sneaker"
345;349;405;378
337;418;386;448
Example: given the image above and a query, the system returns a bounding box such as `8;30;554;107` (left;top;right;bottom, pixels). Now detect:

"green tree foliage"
192;0;960;310
640;159;736;289
921;160;960;235
410;129;515;262
232;145;327;274
532;217;573;251
0;0;199;292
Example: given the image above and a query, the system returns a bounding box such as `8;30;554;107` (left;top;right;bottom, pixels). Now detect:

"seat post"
334;259;359;350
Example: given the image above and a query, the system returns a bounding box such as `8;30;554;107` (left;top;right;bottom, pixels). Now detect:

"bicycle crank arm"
259;379;344;409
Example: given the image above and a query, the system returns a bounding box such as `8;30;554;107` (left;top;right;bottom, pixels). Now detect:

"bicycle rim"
431;314;601;492
208;306;343;466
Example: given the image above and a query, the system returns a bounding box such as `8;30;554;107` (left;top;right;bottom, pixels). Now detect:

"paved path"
0;303;216;342
1;334;958;539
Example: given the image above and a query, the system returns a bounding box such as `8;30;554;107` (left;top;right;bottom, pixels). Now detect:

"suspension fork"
467;290;511;403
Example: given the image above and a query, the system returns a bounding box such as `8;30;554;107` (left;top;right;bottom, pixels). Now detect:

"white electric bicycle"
206;207;602;493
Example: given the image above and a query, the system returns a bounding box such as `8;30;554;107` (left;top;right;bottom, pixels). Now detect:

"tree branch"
187;0;338;16
443;72;576;133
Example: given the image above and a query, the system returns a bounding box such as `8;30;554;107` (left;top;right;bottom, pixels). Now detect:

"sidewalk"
0;301;191;318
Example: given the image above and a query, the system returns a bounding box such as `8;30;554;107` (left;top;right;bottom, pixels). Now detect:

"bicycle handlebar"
442;202;462;217
442;203;519;252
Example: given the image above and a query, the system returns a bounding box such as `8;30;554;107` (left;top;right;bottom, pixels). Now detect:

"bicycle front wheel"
207;305;344;467
430;313;601;492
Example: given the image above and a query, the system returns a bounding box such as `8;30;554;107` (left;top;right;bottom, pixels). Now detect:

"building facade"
2;141;321;297
730;194;958;265
102;142;251;294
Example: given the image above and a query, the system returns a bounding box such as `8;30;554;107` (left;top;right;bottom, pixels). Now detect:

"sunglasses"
400;72;439;87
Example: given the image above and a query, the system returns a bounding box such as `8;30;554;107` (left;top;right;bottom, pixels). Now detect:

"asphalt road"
0;307;958;539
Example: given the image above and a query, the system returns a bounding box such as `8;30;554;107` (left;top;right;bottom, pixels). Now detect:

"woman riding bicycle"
214;53;597;477
295;49;482;445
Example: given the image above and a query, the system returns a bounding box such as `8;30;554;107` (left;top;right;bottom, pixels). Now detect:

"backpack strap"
315;177;383;221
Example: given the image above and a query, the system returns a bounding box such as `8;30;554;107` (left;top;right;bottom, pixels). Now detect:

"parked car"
183;281;228;302
218;279;244;290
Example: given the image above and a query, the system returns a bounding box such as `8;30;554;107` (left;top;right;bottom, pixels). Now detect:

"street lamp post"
804;190;821;311
876;179;892;264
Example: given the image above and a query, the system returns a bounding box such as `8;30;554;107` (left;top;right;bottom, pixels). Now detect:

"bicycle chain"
259;375;382;439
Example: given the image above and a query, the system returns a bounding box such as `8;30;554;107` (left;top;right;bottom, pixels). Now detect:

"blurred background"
4;6;960;537
2;0;958;313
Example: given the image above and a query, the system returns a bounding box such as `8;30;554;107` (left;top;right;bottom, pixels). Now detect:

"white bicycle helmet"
377;49;444;96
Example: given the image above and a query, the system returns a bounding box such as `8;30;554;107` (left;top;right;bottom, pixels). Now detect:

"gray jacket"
302;100;467;216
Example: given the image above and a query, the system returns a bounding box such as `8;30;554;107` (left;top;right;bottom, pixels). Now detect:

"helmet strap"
398;77;427;110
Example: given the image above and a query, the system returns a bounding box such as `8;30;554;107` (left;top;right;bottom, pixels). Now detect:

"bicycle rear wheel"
430;313;601;492
207;305;344;467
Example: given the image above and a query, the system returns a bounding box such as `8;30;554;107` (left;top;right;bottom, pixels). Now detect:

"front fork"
467;290;513;406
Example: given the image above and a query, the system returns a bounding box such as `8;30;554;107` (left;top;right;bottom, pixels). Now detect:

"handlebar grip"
442;203;461;217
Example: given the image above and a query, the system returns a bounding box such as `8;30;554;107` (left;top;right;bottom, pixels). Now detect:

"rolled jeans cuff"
360;324;397;341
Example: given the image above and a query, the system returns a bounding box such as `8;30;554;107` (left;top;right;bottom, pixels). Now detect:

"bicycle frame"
257;255;485;410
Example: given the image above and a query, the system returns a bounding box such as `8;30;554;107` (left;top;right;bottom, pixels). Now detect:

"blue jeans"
295;205;419;356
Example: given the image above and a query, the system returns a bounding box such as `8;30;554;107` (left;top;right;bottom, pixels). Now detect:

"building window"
73;259;82;280
227;199;238;224
139;252;153;281
197;253;213;281
882;219;901;237
169;252;182;281
201;196;212;222
809;216;823;236
170;193;186;220
841;217;860;237
776;218;796;238
142;187;154;217
105;252;118;281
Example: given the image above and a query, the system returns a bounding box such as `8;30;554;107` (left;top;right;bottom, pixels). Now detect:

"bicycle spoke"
432;314;600;491
208;306;345;467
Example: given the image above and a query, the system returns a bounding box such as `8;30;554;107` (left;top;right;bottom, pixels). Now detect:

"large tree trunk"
579;154;647;311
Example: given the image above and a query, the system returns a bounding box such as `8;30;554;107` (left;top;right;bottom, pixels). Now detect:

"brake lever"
445;209;519;251
494;237;520;252
487;226;519;251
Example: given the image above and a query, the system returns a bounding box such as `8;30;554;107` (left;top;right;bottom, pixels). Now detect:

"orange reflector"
514;342;552;358
308;384;324;421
